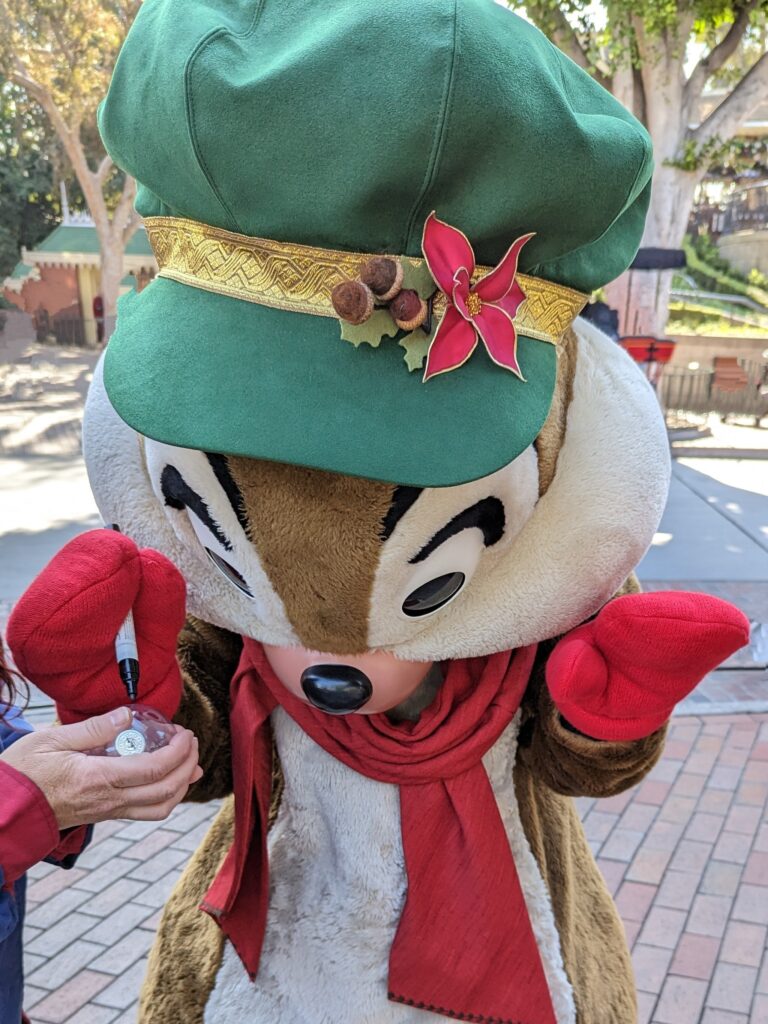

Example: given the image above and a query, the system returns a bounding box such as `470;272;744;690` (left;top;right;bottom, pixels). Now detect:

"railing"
691;182;768;236
32;311;116;347
658;360;768;424
721;184;768;234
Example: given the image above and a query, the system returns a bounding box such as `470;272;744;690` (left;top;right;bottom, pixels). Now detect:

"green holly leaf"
399;328;431;372
340;308;399;348
400;259;437;300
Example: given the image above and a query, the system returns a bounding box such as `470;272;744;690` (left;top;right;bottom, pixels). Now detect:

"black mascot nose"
300;665;373;715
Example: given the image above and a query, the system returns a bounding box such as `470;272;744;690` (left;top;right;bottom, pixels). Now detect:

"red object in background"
620;336;676;365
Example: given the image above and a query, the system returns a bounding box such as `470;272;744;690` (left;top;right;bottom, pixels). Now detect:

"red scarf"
202;640;556;1024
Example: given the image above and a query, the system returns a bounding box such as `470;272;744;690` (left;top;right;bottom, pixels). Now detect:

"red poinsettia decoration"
421;212;534;382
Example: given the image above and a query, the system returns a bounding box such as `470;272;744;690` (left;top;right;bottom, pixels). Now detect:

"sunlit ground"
0;338;100;599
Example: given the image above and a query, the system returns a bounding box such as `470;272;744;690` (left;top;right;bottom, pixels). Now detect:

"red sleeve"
47;824;90;866
0;760;60;884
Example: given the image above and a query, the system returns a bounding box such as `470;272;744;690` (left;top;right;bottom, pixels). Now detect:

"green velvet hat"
99;0;652;487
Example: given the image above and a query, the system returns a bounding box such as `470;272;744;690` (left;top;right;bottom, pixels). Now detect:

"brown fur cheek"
534;328;578;497
225;458;395;654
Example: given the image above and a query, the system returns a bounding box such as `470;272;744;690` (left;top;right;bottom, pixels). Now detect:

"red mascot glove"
546;592;750;741
7;529;186;725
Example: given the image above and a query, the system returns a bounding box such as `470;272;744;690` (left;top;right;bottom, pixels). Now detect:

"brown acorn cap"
390;289;427;331
331;280;374;325
360;257;403;302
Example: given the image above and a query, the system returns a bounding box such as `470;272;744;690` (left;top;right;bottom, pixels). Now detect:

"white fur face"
83;319;671;660
138;438;540;655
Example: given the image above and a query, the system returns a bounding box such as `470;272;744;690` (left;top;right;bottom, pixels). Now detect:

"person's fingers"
118;799;186;822
113;742;199;809
48;707;133;752
100;728;196;788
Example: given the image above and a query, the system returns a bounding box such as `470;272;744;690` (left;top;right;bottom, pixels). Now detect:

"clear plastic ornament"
87;704;173;757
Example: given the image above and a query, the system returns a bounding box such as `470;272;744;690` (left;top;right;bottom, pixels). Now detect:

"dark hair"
0;637;28;722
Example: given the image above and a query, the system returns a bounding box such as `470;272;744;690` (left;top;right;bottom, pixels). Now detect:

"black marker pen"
107;524;140;702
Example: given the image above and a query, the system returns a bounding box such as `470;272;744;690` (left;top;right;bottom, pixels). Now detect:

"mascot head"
84;0;669;715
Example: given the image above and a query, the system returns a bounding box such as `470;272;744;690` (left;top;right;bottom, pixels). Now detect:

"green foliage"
665;136;732;172
399;328;431;372
0;79;59;278
684;233;768;308
674;135;768;177
0;0;141;125
400;259;437;300
506;1;767;88
668;308;768;336
339;308;399;348
707;136;768;176
670;294;768;324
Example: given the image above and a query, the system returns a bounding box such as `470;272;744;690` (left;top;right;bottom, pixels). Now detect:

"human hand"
0;707;202;829
6;529;186;724
546;591;750;741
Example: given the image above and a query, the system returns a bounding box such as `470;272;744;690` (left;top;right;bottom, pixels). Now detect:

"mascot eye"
205;548;254;598
402;572;465;617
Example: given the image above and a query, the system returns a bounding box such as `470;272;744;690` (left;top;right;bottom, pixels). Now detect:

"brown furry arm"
517;648;666;799
173;616;242;803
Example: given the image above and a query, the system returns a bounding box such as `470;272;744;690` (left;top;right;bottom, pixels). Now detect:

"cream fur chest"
204;708;577;1024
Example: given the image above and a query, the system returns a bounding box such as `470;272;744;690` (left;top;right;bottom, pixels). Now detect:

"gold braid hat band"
144;215;588;346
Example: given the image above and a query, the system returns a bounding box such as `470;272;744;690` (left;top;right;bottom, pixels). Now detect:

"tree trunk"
99;234;125;343
604;37;701;341
605;163;699;337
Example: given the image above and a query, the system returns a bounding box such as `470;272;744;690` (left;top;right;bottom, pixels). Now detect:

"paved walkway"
580;713;768;1024
2;338;767;1023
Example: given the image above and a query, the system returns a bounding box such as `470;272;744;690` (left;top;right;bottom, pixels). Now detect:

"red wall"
3;264;81;318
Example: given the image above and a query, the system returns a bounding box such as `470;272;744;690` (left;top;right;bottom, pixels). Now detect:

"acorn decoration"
331;280;374;325
333;253;437;370
360;257;403;303
390;289;428;331
331;256;406;327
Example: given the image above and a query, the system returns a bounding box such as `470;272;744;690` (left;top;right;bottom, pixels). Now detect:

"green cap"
99;0;652;487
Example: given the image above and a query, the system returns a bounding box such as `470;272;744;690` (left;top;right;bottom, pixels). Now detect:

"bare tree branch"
96;154;114;186
685;0;760;105
632;62;648;126
0;0;139;322
9;59;108;231
47;14;79;76
112;173;138;242
547;8;589;69
691;51;768;146
122;207;142;248
545;7;611;89
11;60;76;153
632;15;658;116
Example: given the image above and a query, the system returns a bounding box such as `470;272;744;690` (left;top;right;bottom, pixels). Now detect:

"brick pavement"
19;712;768;1024
23;802;219;1023
580;713;768;1024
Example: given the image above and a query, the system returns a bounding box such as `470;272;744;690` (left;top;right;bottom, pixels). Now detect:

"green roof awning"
8;261;35;279
34;224;153;257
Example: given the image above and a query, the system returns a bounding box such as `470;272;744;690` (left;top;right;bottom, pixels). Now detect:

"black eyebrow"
160;464;233;552
409;497;506;564
380;486;423;541
205;453;249;535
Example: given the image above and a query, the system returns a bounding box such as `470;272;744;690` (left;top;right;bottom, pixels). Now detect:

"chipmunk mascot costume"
8;1;749;1022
